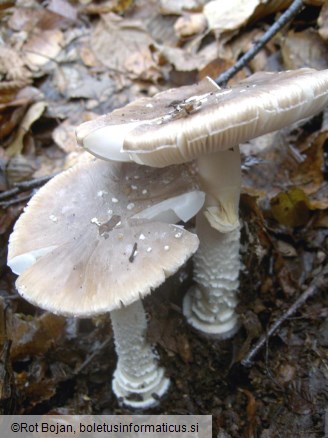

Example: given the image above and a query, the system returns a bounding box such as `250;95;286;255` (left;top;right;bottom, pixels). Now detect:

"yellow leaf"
270;188;311;227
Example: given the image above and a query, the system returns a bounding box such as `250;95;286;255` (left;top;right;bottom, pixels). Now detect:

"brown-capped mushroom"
8;158;204;408
76;68;328;337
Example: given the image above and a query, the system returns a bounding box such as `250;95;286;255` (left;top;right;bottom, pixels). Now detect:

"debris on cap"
76;68;328;167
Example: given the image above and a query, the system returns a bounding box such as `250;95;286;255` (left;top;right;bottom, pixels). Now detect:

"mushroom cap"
76;69;328;167
8;159;203;317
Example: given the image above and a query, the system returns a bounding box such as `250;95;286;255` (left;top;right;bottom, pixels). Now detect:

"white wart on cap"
8;159;203;317
76;68;328;167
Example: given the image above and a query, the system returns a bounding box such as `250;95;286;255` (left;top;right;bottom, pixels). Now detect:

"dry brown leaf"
79;46;99;68
251;0;292;22
23;29;64;68
5;154;39;186
159;0;206;14
174;13;207;38
203;26;269;77
90;13;154;78
198;57;234;81
281;29;328;70
132;1;178;47
318;1;328;41
313;211;328;227
157;45;204;72
6;101;47;157
0;47;31;83
303;0;325;5
8;6;67;32
310;196;328;210
157;40;219;73
8;7;46;32
83;0;134;15
124;47;162;82
0;106;26;142
291;131;327;195
52;120;80;153
203;0;260;34
276;240;297;257
8;312;66;361
54;64;115;100
204;0;292;35
47;0;77;21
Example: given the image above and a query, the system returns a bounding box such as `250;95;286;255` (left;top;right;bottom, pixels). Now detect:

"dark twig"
0;194;33;208
241;265;328;367
0;173;58;202
215;0;304;86
74;338;111;375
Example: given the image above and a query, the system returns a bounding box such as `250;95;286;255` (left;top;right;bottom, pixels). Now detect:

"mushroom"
76;68;328;337
7;158;204;408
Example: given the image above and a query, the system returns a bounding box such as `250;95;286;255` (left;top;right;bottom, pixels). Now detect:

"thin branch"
215;0;304;86
0;194;32;208
241;265;328;367
74;338;111;375
0;173;58;202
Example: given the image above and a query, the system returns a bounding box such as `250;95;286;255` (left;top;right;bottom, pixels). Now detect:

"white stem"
198;145;241;232
111;300;170;408
183;212;240;337
183;147;241;337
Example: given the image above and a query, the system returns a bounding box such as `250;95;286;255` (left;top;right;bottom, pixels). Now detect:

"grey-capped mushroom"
76;68;328;337
7;158;204;408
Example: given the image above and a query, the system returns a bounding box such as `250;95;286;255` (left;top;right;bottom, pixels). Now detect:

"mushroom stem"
183;147;242;337
197;145;241;232
111;299;170;408
183;212;241;337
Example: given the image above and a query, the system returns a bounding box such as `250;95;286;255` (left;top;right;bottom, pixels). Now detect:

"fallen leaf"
6;154;39;186
318;1;328;40
270;188;311;227
0;106;26;141
23;29;64;69
0;46;31;83
251;0;292;22
83;0;134;15
156;41;218;73
281;29;328;70
47;0;77;21
124;47;162;82
276;240;297;257
90;13;154;78
54;65;116;100
204;0;260;34
6;101;47;157
159;0;206;15
8;312;66;361
174;13;207;38
52;120;80;153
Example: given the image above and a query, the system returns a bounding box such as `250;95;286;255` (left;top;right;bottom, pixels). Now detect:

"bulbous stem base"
111;300;170;408
183;212;241;338
183;285;240;338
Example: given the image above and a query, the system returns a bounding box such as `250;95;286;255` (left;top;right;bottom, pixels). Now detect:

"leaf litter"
0;1;327;436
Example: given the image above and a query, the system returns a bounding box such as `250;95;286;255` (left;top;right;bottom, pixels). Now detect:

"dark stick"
0;194;32;208
75;338;111;374
241;265;328;367
0;173;58;202
215;0;304;86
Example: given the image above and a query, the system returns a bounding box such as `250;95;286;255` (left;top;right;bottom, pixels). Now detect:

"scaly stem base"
111;300;170;408
183;212;241;338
